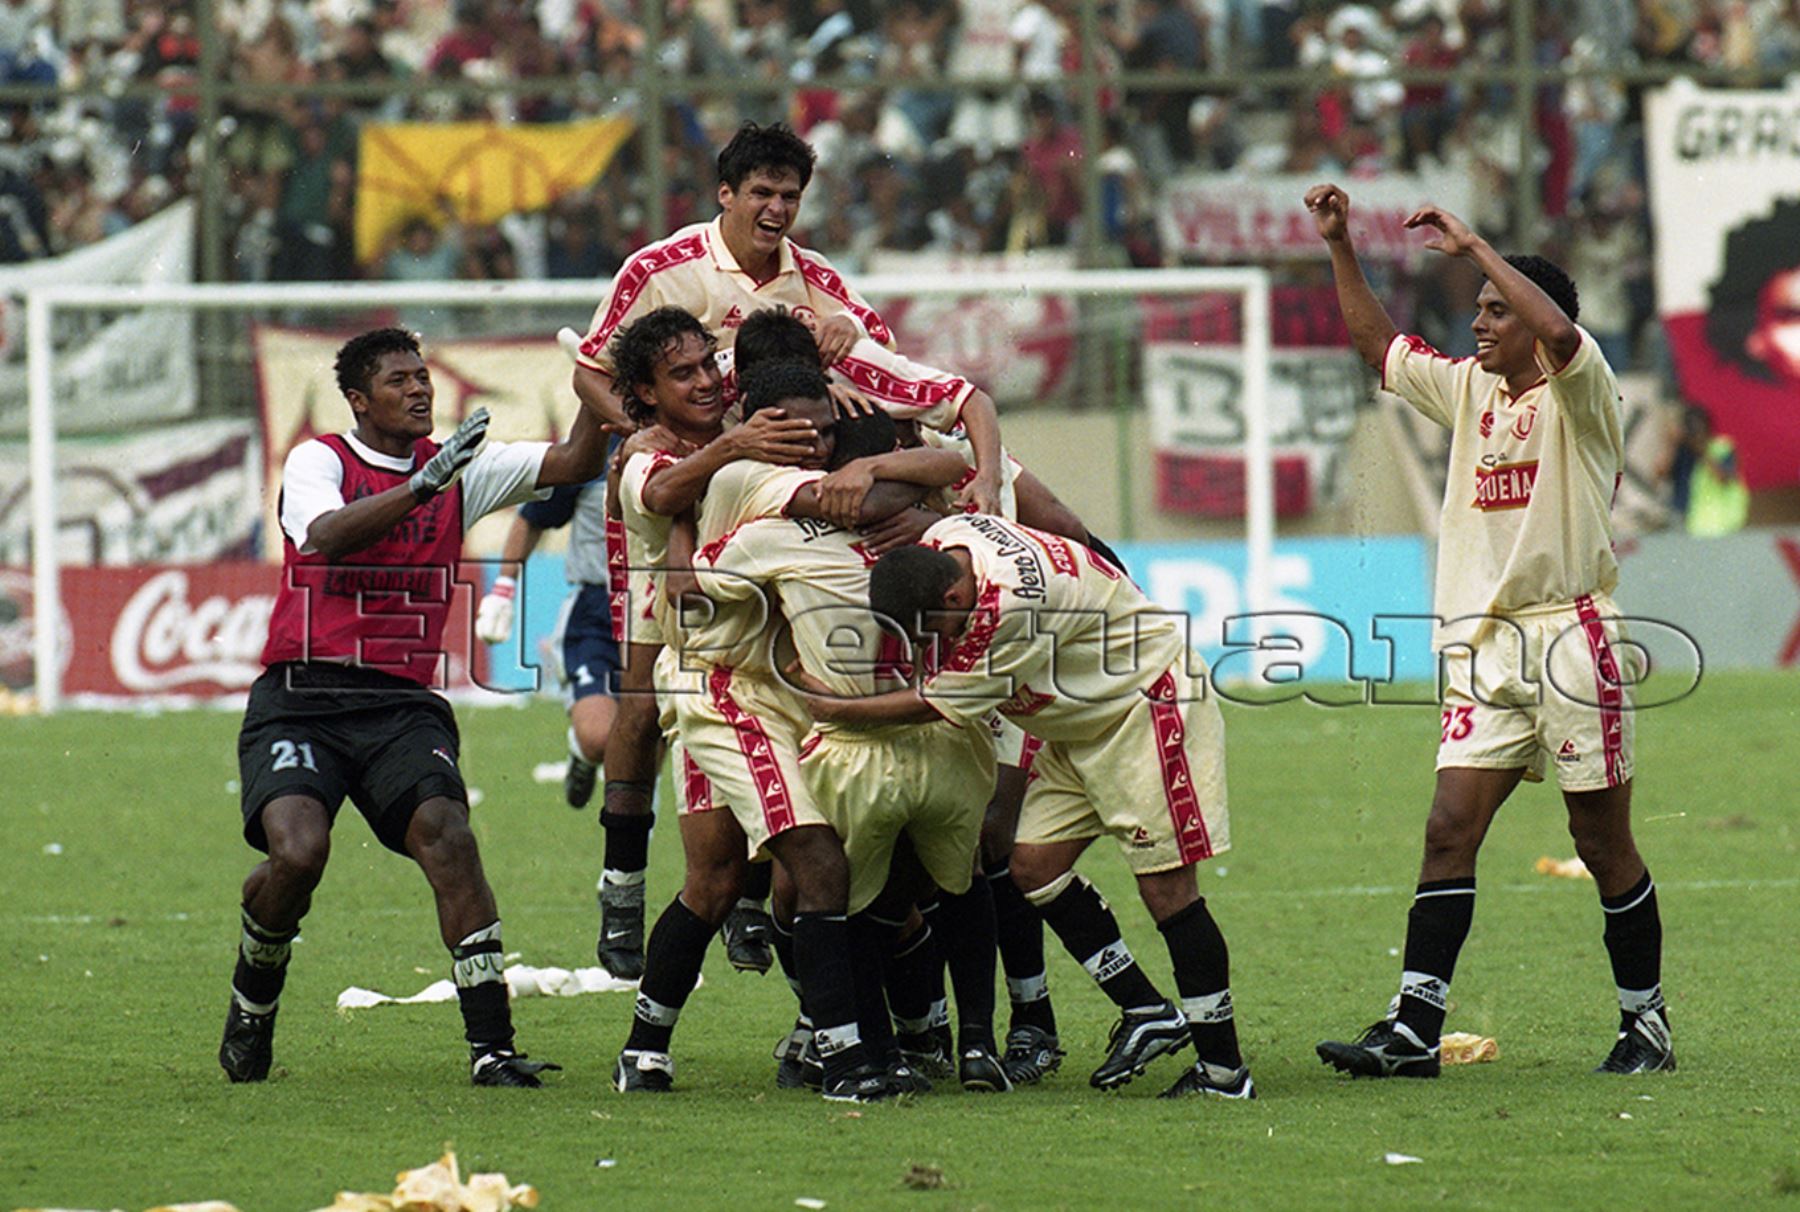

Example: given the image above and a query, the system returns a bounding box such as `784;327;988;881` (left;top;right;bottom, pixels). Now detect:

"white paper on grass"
336;963;696;1010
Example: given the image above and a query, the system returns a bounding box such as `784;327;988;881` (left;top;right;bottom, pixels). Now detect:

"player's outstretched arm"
1406;204;1581;368
571;363;632;430
537;402;612;487
302;408;490;559
1306;183;1399;371
640;410;820;517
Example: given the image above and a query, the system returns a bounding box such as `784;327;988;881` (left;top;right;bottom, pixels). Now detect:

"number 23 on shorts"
1440;705;1474;743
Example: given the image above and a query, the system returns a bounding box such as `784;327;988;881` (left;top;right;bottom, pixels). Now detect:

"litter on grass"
1440;1032;1500;1065
1534;856;1592;880
1383;1153;1424;1166
337;964;689;1009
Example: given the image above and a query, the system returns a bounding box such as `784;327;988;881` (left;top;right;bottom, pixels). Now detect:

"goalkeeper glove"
475;576;516;644
409;406;490;501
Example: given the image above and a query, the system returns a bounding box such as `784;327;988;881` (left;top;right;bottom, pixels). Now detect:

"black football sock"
231;906;296;1015
986;860;1056;1035
916;897;950;1037
770;911;805;1008
793;910;868;1081
1157;898;1242;1071
598;807;653;885
451;920;513;1054
885;920;940;1039
849;911;901;1067
624;897;717;1053
935;880;999;1054
740;860;773;904
1601;871;1665;1030
1027;872;1164;1010
1393;877;1476;1047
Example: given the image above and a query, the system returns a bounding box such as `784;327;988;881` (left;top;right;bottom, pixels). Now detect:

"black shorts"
237;663;467;856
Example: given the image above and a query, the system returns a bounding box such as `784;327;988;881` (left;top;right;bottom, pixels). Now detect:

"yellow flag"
355;117;634;265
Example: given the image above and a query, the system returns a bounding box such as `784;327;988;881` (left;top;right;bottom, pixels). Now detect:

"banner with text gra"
1646;79;1800;490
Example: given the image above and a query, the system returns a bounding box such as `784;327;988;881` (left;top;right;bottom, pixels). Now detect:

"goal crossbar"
26;268;1273;712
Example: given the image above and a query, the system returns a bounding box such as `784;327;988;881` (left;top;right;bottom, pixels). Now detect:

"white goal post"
25;268;1272;713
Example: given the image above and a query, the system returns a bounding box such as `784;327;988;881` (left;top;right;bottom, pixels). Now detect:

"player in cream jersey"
1307;184;1672;1079
802;514;1256;1101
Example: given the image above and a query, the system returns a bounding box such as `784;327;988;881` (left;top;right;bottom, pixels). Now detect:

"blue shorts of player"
556;583;622;702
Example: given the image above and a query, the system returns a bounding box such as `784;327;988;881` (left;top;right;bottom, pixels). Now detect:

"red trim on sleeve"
794;249;893;346
577;232;709;363
833;354;966;414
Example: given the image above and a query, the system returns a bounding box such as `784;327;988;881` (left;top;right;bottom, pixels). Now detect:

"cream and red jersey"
679;458;826;675
715;338;973;433
917;514;1191;742
1383;326;1625;648
695;514;906;703
263;431;547;685
616;448;682;645
574;217;892;375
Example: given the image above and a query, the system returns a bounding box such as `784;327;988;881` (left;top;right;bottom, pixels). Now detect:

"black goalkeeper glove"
409;406;490;501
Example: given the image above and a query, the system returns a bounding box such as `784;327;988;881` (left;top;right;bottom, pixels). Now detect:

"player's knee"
781;828;848;908
409;801;481;875
268;831;329;889
1422;799;1481;862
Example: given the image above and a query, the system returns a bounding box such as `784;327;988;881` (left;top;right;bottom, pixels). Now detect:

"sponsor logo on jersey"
1472;460;1538;511
721;305;745;329
1479;410;1495;438
1557;739;1579;762
1129;826;1156;848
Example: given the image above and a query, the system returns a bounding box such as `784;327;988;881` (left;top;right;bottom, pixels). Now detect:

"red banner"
4;563;490;703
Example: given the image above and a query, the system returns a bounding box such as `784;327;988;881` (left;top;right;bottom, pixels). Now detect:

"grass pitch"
3;671;1797;1210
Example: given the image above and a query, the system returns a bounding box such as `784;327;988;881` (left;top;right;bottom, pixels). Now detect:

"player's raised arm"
301;407;491;560
952;390;1005;515
1404;204;1581;370
536;400;613;487
1306;183;1399;371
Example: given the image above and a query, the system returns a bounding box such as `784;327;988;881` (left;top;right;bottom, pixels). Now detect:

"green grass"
3;671;1798;1210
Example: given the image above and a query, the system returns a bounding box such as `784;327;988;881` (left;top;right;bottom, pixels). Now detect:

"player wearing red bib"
221;328;608;1088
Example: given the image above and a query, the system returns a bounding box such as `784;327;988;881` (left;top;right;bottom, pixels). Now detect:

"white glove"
556;326;584;365
475;576;516;644
409;406;490;500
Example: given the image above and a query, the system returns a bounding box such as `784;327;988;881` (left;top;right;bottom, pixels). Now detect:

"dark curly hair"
717;122;816;190
735;306;822;378
869;545;962;643
1502;254;1580;323
1704;198;1800;382
334;327;421;399
609;307;714;425
740;358;831;420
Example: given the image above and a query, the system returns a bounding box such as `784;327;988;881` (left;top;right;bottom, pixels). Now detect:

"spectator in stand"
1398;14;1460;169
1109;0;1206;173
425;0;496;77
1019;91;1081;246
0;150;50;263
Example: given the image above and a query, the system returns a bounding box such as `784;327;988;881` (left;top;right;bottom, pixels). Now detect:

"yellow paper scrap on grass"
355;117;634;264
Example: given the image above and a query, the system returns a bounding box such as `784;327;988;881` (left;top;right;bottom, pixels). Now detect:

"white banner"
1145;343;1366;504
0;201;196;436
1645;79;1800;490
0;416;261;566
1159;171;1473;262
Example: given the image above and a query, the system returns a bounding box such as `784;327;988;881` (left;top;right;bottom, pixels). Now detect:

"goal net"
11;269;1273;712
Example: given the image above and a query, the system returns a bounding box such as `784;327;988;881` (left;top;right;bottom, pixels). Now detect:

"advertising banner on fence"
0;201;195;436
0;416;261;567
253;326;572;560
1159;171;1472;263
1;562;492;703
1646;80;1800;490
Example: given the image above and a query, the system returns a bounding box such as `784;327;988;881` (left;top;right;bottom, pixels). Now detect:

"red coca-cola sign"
14;564;488;702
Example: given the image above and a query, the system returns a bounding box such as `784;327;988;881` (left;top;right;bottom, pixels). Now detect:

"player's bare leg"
220;795;330;1083
564;691;617;807
406;794;558;1088
1013;839;1190;1090
1566;779;1672;1072
1318;766;1523;1079
615;808;746;1092
595;641;661;978
980;763;1063;1083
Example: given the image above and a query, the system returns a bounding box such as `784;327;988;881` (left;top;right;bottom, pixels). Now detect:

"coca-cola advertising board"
4;563;489;704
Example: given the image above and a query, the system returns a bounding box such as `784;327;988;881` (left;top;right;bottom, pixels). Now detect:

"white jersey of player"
1383;326;1624;648
574;217;892;375
716;339;974;434
615;449;680;646
918;514;1192;742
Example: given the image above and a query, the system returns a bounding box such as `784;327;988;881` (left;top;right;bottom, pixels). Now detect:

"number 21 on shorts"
271;739;319;772
1440;705;1474;743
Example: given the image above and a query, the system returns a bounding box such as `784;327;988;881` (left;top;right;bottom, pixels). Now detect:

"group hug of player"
214;123;1673;1103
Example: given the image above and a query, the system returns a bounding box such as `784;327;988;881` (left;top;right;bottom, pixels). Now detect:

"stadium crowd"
4;0;1797;367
